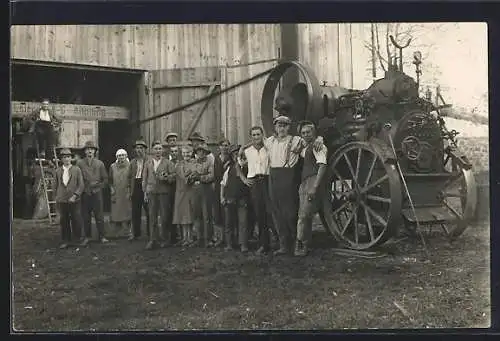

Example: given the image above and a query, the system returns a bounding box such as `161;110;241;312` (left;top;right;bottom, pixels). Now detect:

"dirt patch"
11;220;490;331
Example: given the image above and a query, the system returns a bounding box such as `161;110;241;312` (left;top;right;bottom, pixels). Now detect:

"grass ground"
11;218;490;331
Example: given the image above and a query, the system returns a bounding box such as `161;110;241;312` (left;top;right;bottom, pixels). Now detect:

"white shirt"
244;145;269;178
300;143;328;164
39;109;51;122
153;158;161;172
62;165;71;186
265;135;303;168
221;166;230;187
135;159;144;179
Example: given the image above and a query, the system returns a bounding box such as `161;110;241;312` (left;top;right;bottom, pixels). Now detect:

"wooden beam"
183;84;218;139
11;101;129;121
153;81;220;90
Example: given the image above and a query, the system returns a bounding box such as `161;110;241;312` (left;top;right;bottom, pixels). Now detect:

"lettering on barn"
11;101;129;121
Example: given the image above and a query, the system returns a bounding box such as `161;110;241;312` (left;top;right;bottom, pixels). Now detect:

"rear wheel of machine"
440;150;477;239
322;142;403;250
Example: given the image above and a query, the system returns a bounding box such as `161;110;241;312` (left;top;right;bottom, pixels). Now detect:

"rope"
135;66;276;126
384;123;430;259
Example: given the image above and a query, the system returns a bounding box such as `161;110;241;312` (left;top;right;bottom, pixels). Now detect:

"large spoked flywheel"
322;141;403;250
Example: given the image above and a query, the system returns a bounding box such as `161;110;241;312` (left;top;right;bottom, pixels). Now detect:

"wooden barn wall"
11;24;368;144
11;24;281;145
297;23;370;90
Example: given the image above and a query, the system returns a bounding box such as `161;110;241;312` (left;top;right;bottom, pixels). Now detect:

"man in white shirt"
237;126;272;254
26;99;62;160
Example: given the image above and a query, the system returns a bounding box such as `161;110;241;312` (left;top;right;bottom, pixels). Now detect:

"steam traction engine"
260;38;477;250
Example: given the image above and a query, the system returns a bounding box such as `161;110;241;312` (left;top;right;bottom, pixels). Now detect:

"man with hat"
191;142;215;247
188;132;220;246
142;140;176;250
128;138;150;240
77;141;109;245
23;99;62;160
52;148;85;249
294;121;328;257
163;132;180;244
163;132;179;161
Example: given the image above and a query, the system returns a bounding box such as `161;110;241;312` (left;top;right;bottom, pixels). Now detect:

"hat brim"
83;146;98;150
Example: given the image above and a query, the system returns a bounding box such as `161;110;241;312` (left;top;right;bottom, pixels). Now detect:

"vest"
214;154;224;182
224;165;248;200
301;145;320;182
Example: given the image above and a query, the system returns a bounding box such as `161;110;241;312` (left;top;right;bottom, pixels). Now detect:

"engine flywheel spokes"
322;142;402;250
439;152;477;239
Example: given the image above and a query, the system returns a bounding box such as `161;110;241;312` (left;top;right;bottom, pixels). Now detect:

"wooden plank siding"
11;24;362;145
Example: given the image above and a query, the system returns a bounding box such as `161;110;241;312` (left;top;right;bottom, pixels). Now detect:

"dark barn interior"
11;62;143;217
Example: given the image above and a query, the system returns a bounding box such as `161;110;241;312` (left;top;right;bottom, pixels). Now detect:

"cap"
82;141;98;150
188;132;206;142
273;115;292;125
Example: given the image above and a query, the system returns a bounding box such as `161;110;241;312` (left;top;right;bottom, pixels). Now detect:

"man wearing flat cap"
52;148;85;249
77;141;109;246
142;140;176;250
164;132;179;162
128;138;150;240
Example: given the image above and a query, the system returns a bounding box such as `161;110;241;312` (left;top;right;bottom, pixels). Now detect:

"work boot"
80;238;90;247
145;241;154;250
294;240;302;256
240;245;249;253
59;243;69;249
128;235;136;241
101;237;109;244
273;248;287;256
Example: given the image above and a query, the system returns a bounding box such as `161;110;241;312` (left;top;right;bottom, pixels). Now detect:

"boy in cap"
77;141;109;245
220;144;249;252
53;148;85;249
190;143;215;247
128;138;150;240
142;140;176;250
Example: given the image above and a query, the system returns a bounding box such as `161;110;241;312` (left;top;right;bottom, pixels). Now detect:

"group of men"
29;98;329;257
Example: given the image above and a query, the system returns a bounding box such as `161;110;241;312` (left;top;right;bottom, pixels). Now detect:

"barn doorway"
11;61;143;217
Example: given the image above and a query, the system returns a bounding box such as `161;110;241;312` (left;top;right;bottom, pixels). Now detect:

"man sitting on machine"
23;99;62;160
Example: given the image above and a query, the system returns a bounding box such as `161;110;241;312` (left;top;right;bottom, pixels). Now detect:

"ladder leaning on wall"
34;143;59;225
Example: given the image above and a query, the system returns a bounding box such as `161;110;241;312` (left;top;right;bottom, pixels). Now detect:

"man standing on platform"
77;141;109;246
24;99;62;160
128;138;150;240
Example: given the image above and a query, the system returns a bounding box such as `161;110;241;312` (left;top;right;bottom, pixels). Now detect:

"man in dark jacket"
128;139;150;240
52;148;85;249
77;141;109;246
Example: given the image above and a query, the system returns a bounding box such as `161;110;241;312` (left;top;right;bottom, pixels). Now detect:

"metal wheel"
322;141;403;250
439;149;477;239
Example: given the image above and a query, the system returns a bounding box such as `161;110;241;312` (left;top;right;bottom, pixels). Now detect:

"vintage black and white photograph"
10;22;490;331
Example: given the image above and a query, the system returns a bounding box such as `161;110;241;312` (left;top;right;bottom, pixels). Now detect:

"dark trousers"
193;184;213;244
58;202;83;242
223;198;248;247
131;179;149;238
148;193;172;243
33;121;54;158
165;189;177;243
250;176;271;251
269;168;299;251
81;191;106;240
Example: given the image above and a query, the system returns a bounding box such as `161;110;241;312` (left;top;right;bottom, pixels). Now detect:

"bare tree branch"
385;23;391;68
374;24;386;72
